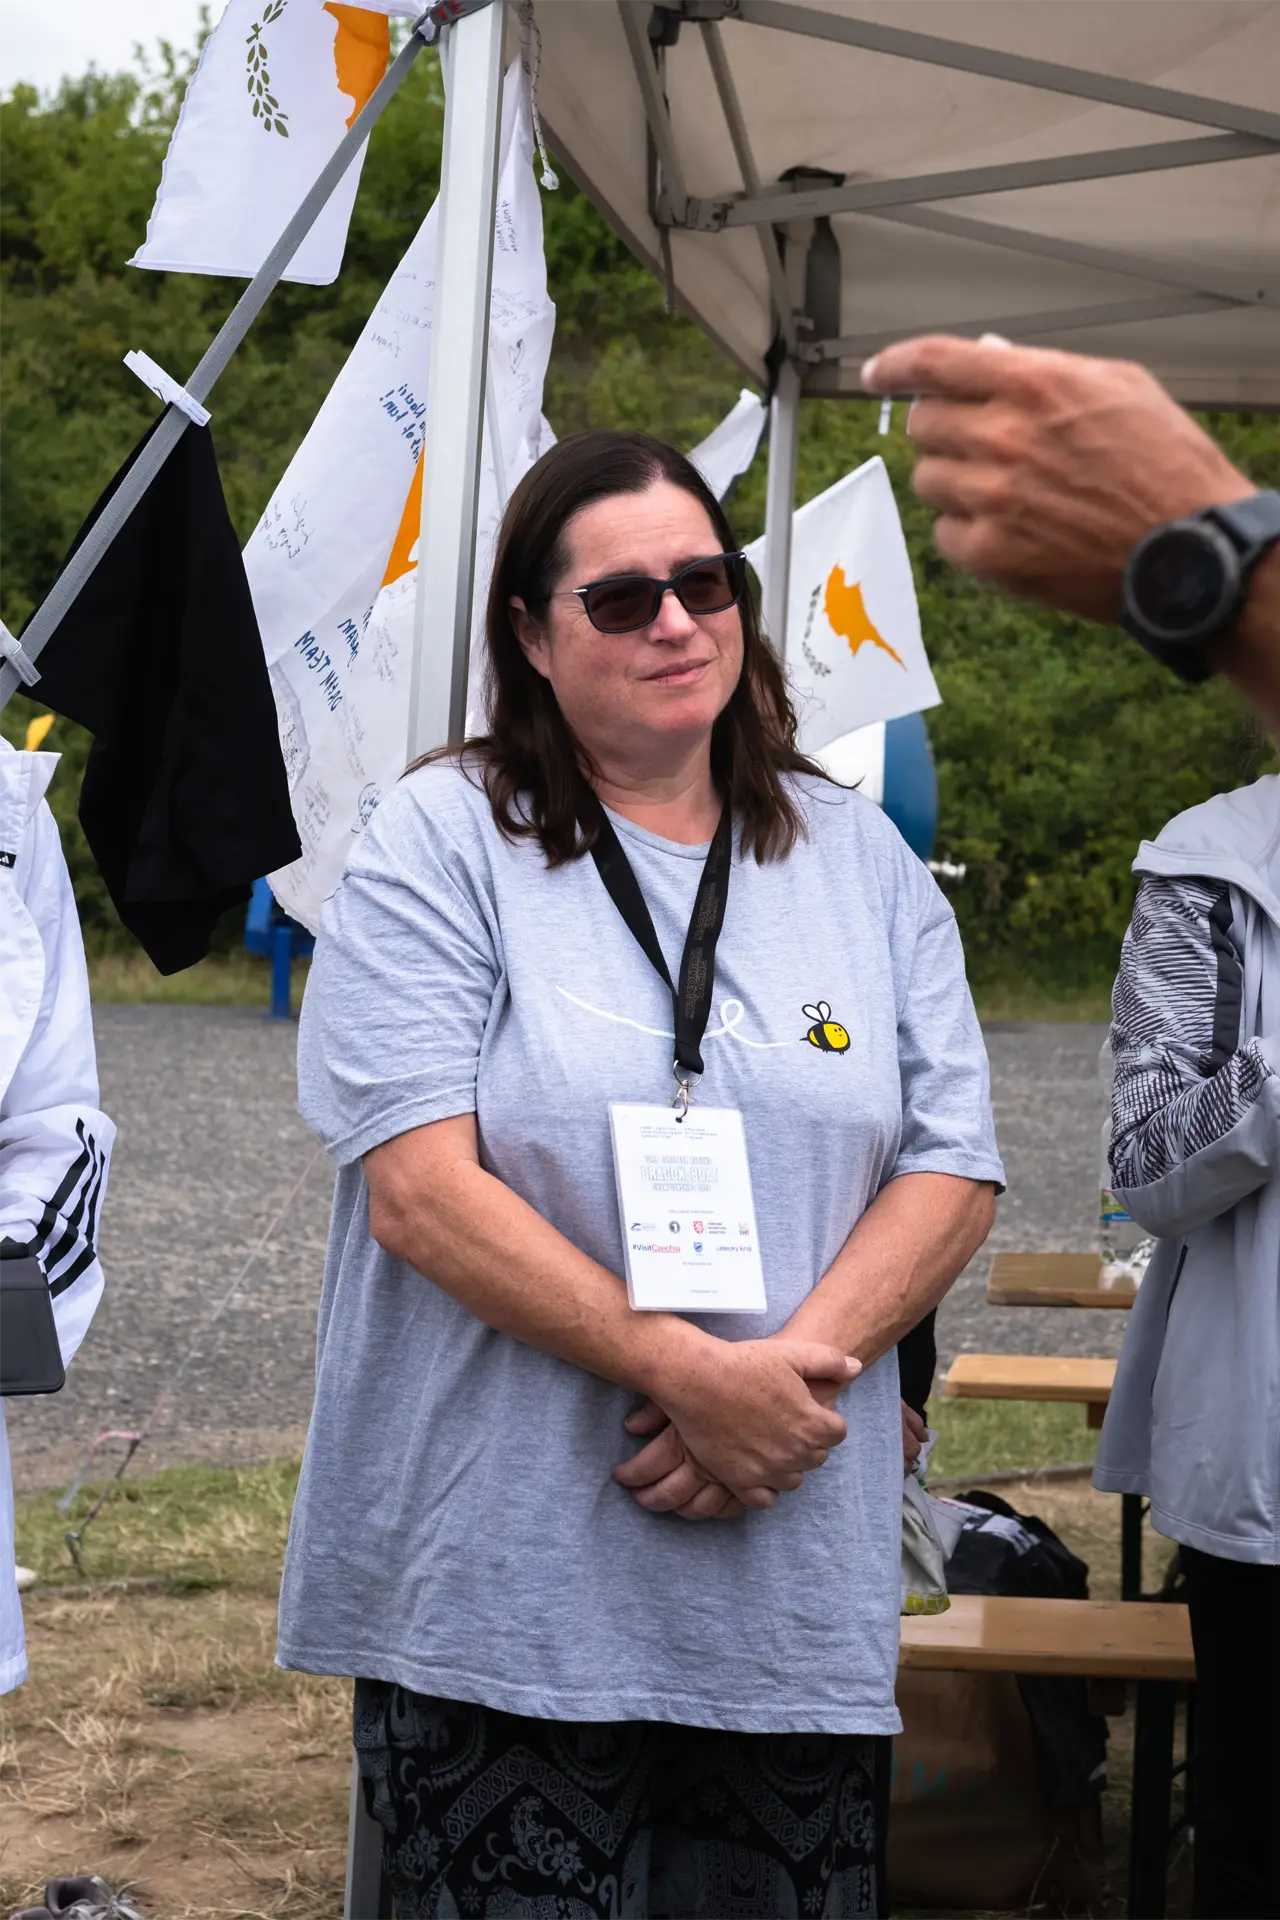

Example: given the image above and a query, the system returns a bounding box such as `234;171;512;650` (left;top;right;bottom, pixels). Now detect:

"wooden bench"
346;1595;1192;1920
945;1351;1116;1428
987;1250;1136;1309
902;1595;1192;1919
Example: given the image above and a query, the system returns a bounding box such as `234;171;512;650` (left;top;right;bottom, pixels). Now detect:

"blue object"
881;711;938;862
245;878;316;1019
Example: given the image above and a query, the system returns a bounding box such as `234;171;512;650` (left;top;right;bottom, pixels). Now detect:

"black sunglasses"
562;551;748;635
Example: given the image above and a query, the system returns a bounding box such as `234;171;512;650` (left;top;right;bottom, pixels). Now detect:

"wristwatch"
1120;489;1280;682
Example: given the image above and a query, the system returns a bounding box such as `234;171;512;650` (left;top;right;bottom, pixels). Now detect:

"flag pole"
407;3;507;757
0;15;438;714
763;359;801;660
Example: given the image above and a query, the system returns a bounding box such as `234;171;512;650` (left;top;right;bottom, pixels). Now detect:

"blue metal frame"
244;878;315;1019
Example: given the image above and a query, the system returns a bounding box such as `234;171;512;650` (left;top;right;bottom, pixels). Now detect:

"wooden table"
901;1595;1194;1919
899;1592;1191;1680
987;1250;1136;1309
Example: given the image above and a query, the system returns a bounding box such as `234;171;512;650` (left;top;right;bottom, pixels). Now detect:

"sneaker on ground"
8;1878;144;1920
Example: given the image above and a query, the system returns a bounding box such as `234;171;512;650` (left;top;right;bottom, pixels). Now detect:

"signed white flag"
744;455;940;752
245;63;555;932
130;0;420;286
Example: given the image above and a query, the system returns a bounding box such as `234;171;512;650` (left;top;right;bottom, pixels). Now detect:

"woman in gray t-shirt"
279;430;1003;1916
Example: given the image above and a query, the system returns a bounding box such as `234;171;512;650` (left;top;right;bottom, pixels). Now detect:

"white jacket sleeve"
0;803;114;1363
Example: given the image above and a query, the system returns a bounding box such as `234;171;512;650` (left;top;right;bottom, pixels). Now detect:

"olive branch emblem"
246;0;290;136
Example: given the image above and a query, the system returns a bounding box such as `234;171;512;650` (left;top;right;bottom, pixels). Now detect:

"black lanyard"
578;786;733;1088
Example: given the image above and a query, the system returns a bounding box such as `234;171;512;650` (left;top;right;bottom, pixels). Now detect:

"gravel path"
7;1009;1120;1495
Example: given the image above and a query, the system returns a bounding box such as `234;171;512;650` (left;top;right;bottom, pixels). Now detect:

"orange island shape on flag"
823;565;905;669
325;5;392;125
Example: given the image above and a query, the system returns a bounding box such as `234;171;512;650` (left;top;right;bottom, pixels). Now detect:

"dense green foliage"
2;37;1275;979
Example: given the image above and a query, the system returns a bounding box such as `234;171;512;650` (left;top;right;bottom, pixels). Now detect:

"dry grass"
3;1461;349;1915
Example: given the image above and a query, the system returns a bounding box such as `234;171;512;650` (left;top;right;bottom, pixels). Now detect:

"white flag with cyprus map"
744;455;940;753
130;0;421;286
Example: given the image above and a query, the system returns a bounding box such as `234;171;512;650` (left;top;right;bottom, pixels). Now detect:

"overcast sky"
1;1;209;95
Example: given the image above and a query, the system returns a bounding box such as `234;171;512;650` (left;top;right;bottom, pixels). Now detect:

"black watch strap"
1204;489;1280;560
1121;488;1280;683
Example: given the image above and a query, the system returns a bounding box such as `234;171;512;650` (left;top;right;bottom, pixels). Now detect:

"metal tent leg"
345;1751;393;1919
407;1;507;760
1129;1679;1176;1919
762;358;801;658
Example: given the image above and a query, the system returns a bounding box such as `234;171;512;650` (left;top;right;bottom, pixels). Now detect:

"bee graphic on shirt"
802;1001;851;1054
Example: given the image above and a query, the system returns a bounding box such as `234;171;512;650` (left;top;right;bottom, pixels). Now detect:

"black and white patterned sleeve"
1110;875;1274;1195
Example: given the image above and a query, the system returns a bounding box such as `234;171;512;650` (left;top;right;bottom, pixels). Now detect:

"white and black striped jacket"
1;738;115;1691
1111;875;1274;1194
1095;773;1280;1565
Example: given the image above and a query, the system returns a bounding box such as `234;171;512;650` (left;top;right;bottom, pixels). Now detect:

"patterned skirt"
354;1679;890;1919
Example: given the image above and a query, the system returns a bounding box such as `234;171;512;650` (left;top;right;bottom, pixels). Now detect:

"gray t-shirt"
277;763;1003;1733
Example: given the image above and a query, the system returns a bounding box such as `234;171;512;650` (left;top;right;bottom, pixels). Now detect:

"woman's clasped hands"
612;1337;861;1522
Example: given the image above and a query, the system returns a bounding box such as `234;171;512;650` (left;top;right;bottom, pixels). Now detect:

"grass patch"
5;1421;1157;1917
926;1398;1097;1483
15;1460;302;1592
87;944;1107;1023
87;948;309;1009
15;1401;1095;1595
969;975;1113;1024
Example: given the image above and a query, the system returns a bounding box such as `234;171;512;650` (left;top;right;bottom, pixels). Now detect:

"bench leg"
345;1751;393;1919
1129;1679;1176;1919
1121;1492;1145;1601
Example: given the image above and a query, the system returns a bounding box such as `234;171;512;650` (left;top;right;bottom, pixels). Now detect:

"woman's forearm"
782;1172;995;1368
366;1115;857;1501
365;1114;708;1402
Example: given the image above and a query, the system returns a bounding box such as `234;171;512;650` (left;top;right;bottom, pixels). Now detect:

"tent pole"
407;4;506;759
763;359;800;659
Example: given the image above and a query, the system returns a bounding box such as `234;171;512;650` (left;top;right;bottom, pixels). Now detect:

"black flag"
27;421;301;974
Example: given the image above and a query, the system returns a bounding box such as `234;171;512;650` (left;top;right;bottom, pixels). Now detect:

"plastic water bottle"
1097;1038;1148;1279
1098;1118;1144;1262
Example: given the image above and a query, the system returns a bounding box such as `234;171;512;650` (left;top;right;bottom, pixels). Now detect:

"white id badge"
609;1103;767;1313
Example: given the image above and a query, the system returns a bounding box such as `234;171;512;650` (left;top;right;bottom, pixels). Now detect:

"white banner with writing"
245;62;555;931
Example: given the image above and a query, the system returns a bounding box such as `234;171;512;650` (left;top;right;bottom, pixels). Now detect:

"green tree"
2;36;1275;980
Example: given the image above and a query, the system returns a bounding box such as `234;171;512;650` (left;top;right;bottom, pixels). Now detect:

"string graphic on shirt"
555;987;795;1049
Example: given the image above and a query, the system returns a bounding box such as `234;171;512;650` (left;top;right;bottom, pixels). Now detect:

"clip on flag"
124;352;212;427
0;622;40;689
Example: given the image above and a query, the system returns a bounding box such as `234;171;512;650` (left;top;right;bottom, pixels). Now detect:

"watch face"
1130;526;1232;639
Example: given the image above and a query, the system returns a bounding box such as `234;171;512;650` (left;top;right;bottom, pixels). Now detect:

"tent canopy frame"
613;0;1277;390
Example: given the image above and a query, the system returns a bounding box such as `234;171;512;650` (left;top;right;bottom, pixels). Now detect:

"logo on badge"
693;1240;704;1254
693;1220;704;1234
738;1222;751;1236
668;1220;681;1234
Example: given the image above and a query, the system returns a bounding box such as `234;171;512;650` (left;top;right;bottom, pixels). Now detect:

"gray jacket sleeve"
1110;875;1280;1238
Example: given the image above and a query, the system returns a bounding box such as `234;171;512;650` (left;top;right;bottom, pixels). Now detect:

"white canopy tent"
408;0;1280;757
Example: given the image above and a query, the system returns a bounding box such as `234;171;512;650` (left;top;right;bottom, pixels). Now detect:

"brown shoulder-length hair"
420;428;827;864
